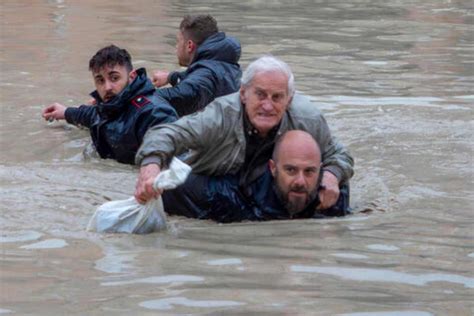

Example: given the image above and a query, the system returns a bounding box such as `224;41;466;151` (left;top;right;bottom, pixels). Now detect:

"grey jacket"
136;92;354;183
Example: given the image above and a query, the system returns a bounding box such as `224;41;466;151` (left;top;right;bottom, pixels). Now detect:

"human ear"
187;40;196;54
239;86;247;104
269;159;277;177
128;69;137;83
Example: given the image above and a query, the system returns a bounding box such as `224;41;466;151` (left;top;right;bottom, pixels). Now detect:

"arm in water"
42;102;97;128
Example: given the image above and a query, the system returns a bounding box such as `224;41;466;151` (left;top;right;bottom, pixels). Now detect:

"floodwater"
1;0;473;315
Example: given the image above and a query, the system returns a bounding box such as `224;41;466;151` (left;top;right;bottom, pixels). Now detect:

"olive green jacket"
136;92;354;183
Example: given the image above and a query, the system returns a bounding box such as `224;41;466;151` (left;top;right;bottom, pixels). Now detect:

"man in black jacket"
41;45;177;165
152;15;242;116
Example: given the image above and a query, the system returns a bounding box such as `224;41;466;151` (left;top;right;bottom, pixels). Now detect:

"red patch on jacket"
131;95;151;109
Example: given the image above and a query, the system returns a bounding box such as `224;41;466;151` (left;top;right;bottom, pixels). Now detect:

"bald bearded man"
161;130;350;222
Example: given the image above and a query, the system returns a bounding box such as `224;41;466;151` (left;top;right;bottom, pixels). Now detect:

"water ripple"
291;265;474;288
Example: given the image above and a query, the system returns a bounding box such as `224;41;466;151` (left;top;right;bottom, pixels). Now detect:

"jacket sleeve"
290;94;354;184
135;98;226;167
313;114;354;184
168;70;186;86
156;67;217;116
134;102;178;146
64;105;98;128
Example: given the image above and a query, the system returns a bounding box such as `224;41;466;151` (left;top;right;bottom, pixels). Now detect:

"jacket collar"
191;32;241;64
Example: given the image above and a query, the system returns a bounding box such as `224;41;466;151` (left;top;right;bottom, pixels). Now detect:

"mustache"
289;185;308;194
103;93;116;101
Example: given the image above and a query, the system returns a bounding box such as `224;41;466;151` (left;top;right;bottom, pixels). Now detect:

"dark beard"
273;180;318;217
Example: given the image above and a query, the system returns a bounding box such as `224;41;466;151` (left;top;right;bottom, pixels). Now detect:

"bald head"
270;130;322;216
272;130;321;164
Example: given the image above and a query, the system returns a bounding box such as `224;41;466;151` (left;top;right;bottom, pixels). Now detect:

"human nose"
293;171;306;186
104;79;114;91
261;98;273;111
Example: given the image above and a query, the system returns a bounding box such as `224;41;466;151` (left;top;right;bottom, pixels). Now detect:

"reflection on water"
366;244;400;251
338;311;434;316
139;296;246;311
101;274;204;286
1;0;473;314
206;258;243;265
0;231;43;243
19;238;68;250
291;265;474;289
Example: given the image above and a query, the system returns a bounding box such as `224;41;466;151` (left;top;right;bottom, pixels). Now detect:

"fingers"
42;103;65;121
318;186;340;210
41;104;55;119
151;70;169;88
134;164;161;204
134;177;160;204
42;107;57;121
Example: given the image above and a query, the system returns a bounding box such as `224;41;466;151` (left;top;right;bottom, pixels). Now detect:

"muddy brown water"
1;1;473;315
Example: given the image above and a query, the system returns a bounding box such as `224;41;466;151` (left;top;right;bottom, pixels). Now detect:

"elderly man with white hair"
135;55;354;213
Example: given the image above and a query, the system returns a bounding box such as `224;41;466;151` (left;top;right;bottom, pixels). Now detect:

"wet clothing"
64;68;177;164
156;32;241;117
162;169;350;223
136;92;354;184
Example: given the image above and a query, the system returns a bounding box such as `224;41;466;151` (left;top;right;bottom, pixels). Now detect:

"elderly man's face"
92;64;135;103
240;71;291;137
269;140;321;215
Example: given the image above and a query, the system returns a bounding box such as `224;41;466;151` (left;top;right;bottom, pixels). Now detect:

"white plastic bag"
87;158;191;234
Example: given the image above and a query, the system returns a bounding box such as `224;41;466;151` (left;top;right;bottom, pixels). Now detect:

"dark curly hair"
89;45;133;73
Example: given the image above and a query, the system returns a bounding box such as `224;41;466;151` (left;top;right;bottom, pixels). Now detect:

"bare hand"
152;70;170;88
42;103;66;121
135;163;162;204
317;171;340;210
87;98;97;105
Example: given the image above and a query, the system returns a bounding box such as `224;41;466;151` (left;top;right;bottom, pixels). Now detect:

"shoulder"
288;93;323;119
209;92;242;113
185;92;241;126
130;93;177;116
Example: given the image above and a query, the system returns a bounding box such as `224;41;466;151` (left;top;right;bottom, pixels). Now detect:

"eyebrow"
107;70;121;76
282;164;319;170
94;70;121;79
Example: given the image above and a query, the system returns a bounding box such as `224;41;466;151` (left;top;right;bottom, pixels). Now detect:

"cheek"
275;102;288;114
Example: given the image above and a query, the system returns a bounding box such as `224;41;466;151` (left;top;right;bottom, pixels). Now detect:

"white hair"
241;55;295;96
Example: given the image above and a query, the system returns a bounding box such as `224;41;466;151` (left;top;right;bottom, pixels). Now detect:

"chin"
254;121;277;134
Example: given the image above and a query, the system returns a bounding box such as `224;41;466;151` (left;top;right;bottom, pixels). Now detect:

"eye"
255;89;266;100
110;75;120;82
95;78;104;85
284;166;297;175
304;168;317;177
272;94;283;102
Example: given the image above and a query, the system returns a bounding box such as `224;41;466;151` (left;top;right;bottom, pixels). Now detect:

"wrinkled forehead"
249;70;289;91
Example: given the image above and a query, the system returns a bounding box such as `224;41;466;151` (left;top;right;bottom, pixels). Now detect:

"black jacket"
156;32;242;117
64;68;177;164
206;170;350;222
162;168;350;223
